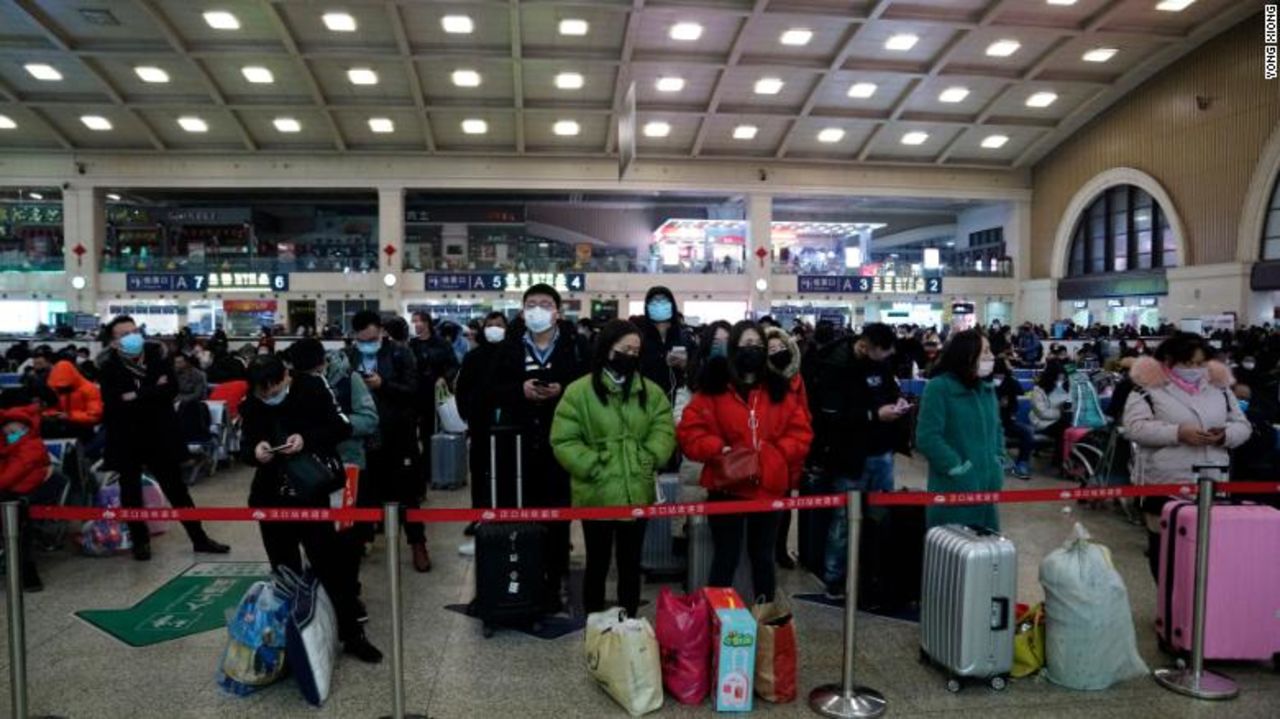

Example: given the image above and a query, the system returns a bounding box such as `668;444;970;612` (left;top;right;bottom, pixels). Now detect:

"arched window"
1066;185;1177;276
1262;172;1280;260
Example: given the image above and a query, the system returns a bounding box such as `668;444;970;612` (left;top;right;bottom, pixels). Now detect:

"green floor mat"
76;562;271;648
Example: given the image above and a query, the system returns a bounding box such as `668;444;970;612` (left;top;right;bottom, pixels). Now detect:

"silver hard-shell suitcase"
919;524;1016;692
430;432;468;490
641;474;685;577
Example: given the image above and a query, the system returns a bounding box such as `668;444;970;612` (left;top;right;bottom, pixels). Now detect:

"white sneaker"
457;540;475;557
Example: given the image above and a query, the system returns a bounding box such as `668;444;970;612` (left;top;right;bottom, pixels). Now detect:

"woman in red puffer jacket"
678;320;812;601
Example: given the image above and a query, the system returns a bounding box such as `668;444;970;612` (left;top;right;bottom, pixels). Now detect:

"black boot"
193;537;231;554
343;631;383;664
22;562;43;593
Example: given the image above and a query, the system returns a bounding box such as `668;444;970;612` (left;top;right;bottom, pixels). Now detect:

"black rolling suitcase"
473;431;546;637
798;469;833;578
857;498;925;611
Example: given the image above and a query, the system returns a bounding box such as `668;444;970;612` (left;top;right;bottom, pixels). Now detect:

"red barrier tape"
24;482;1280;524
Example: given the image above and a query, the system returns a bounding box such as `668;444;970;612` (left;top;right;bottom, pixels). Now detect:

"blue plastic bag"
217;579;292;695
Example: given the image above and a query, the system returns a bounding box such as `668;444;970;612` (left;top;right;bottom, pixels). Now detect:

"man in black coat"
486;283;590;613
98;315;228;561
238;350;381;663
409;310;459;487
346;311;431;572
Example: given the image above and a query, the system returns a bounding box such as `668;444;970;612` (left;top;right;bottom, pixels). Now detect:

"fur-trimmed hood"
1129;356;1234;390
764;327;802;379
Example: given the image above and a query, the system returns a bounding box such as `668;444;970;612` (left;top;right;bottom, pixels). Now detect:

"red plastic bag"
654;587;712;705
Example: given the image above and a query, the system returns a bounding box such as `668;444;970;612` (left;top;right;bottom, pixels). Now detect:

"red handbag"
710;394;762;493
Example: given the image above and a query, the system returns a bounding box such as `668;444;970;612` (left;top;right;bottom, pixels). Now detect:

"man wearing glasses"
486;283;591;614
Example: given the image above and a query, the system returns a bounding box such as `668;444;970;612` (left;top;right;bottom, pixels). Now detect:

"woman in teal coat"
551;319;676;617
914;329;1004;531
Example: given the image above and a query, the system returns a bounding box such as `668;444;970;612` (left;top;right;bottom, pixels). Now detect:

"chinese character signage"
425;272;586;293
797;275;942;295
126;272;288;293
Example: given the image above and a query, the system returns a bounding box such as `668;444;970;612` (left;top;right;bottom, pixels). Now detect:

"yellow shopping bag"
585;609;665;716
1012;602;1046;678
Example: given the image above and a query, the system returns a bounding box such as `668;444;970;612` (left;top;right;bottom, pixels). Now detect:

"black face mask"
768;350;792;372
607;353;639;377
735;346;766;374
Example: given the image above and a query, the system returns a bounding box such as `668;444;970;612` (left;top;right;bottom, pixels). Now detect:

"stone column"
62;186;102;314
746;193;772;317
378;186;405;314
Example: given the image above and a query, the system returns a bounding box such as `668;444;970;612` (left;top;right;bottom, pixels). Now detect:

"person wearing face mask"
239;351;382;664
0;403;53;591
550;320;676;617
487;284;591;613
678;321;813;602
454;312;509;541
915;329;1004;531
42;358;103;441
98;315;229;561
409;311;460;498
345;311;431;573
1030;360;1073;468
764;326;808;570
1124;332;1251;579
631;286;695;406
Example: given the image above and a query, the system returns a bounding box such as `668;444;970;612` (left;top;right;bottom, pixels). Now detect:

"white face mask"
483;326;506;344
524;306;554;333
978;359;995;378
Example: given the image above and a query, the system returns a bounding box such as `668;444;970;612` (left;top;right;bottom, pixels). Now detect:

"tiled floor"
1;455;1277;718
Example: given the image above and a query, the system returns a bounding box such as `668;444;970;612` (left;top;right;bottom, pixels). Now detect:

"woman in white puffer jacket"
1122;332;1250;579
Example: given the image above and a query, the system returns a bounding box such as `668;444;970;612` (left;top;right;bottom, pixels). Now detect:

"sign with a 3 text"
797;275;943;295
126;272;289;293
425;272;585;293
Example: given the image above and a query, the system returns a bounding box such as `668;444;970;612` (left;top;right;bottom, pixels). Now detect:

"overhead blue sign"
425;272;586;293
126;272;289;293
797;275;942;295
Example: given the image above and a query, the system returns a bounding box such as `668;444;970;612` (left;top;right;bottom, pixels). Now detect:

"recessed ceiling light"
461;119;488;135
80;115;112;131
817;128;845;143
1026;91;1058;107
559;19;588;36
323;12;357;32
452;69;481;87
847;82;877;98
939;86;970;103
733;125;758;140
178;116;208;133
754;77;784;95
1046;0;1077;5
553;120;580;136
441;15;474;34
670;22;703;41
368;117;394;133
655;76;685;93
981;134;1009;149
134;66;169;83
885;34;918;51
901;131;929;145
986;39;1021;57
28;192;43;200
555;72;584;90
106;193;121;201
202;11;240;30
24;63;61;81
643;121;671;138
241;66;274;84
348;68;378;86
273;117;301;133
1155;0;1196;11
780;28;813;46
0;115;15;130
1083;47;1118;63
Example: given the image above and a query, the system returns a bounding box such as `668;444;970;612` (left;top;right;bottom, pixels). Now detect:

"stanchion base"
1153;667;1239;700
808;684;887;719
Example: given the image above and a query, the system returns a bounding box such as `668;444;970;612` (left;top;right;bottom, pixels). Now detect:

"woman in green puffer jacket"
551;319;676;617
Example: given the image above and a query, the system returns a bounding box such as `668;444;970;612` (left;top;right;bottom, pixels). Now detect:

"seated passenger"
0;403;52;591
43;360;103;440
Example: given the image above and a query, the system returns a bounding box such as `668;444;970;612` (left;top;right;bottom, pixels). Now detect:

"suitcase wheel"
482;624;495;639
945;678;962;694
531;620;543;634
989;676;1007;692
917;648;929;665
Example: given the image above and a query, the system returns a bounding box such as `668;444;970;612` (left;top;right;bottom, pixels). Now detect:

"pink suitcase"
1156;500;1280;662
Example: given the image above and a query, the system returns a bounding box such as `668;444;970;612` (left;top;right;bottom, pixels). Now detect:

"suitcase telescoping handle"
488;428;524;510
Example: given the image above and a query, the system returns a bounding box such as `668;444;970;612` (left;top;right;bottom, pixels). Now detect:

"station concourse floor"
2;455;1278;719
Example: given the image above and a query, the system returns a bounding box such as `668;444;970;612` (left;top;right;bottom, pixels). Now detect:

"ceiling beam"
0;74;73;149
510;0;525;154
604;0;645;154
385;1;435;152
260;0;347;152
691;0;770;157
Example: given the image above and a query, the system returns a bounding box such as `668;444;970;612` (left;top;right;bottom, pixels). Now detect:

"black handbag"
281;451;344;504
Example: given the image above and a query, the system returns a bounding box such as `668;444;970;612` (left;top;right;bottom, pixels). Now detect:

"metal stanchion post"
809;490;887;718
1153;467;1238;700
378;503;428;719
5;501;29;719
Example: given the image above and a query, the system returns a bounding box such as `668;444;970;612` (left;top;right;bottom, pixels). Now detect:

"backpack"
331;371;380;451
177;399;213;443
